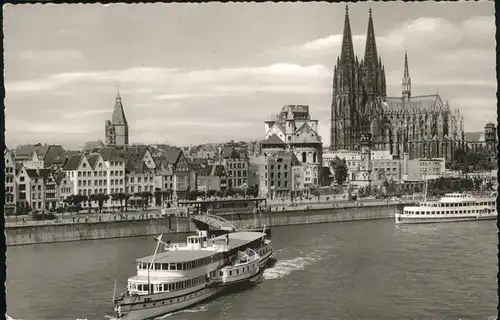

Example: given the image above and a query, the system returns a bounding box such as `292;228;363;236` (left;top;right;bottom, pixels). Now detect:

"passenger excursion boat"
395;192;497;224
113;230;273;320
211;248;261;287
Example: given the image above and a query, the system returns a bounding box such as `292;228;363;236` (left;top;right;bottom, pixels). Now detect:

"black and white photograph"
3;2;498;320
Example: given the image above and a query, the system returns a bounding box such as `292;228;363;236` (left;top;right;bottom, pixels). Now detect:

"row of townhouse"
193;146;249;192
5;148;74;215
4;143;200;215
63;147;127;208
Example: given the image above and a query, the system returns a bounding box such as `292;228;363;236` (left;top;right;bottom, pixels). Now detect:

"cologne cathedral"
330;6;465;161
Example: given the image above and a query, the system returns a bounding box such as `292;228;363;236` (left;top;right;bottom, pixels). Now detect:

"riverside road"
4;197;421;227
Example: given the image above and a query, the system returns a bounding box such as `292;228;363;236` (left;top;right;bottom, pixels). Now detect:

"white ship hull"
116;243;273;320
395;212;497;224
117;286;223;320
395;193;496;225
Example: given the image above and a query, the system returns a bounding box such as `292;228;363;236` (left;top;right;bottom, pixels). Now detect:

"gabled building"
23;167;52;211
63;154;91;196
125;159;155;195
51;167;74;206
15;165;31;214
98;147;126;198
120;145;156;171
161;148;196;196
262;105;323;190
197;164;228;192
15;144;67;169
14;144;41;162
4;149;17;215
214;146;249;190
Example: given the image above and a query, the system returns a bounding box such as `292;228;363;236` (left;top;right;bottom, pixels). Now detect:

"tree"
90;193;110;214
137;191;152;210
65;194;87;214
330;157;348;185
207;189;217;198
123;193;131;211
347;185;354;197
452;147;495;174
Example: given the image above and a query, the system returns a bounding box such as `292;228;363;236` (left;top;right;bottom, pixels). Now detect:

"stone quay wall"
6;203;408;246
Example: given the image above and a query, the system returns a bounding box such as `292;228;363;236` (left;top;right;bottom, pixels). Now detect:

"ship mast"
148;234;164;294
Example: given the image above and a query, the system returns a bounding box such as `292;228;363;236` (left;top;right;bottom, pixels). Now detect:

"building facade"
63;148;126;208
197;165;228;192
259;152;302;199
4;149;17;215
215;146;249;189
330;6;465;161
105;92;129;147
261;105;322;190
465;122;498;164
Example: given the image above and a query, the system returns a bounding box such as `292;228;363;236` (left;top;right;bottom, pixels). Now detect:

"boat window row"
406;209;495;215
223;262;257;277
131;274;207;293
257;246;270;256
138;253;223;271
425;202;495;207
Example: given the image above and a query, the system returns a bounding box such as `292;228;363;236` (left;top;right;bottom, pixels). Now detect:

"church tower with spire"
402;50;411;102
361;8;386;98
105;89;129;146
330;6;386;151
330;5;358;151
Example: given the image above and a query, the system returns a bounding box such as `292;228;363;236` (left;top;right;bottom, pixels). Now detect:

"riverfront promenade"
5;197;421;228
5;199;415;246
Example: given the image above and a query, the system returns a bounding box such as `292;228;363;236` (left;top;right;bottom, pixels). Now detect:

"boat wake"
262;256;316;280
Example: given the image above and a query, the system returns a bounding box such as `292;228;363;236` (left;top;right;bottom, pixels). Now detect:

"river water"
6;219;497;320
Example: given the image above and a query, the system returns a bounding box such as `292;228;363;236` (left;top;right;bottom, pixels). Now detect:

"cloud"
18;49;84;62
61;109;110;119
7;118;97;135
5;63;331;99
279;15;494;57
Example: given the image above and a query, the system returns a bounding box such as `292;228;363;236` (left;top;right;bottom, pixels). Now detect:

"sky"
4;2;496;149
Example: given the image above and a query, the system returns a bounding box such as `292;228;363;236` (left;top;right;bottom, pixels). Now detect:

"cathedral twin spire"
334;5;386;97
340;5;355;65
